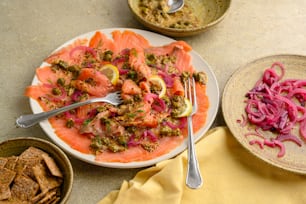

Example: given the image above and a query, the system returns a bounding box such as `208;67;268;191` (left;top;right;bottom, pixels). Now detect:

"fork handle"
16;100;91;128
186;116;203;189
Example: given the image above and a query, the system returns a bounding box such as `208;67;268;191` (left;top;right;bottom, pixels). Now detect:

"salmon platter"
26;28;219;168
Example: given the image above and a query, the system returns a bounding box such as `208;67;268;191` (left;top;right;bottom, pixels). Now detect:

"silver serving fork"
184;77;203;189
16;91;123;128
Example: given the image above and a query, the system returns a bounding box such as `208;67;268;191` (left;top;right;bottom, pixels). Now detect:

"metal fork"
184;77;203;189
16;91;123;128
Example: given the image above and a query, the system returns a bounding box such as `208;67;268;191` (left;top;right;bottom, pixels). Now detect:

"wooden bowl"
128;0;231;37
0;137;73;203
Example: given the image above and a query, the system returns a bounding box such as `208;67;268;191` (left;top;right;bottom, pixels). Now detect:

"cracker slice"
42;154;63;178
19;147;47;160
14;157;42;180
49;196;61;204
0;184;11;201
31;189;48;203
0;168;16;186
33;163;62;193
32;188;61;204
4;156;18;171
11;174;39;201
0;158;8;168
37;189;57;204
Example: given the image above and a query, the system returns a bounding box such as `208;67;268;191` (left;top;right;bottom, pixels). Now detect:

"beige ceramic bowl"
0;137;73;204
222;54;306;174
128;0;231;37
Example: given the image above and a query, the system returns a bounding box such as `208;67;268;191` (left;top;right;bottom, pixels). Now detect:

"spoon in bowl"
167;0;184;13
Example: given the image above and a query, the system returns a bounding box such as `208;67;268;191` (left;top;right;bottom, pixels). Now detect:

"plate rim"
29;28;220;168
222;54;306;174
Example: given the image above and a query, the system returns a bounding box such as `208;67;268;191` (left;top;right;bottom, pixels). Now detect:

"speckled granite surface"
1;0;305;203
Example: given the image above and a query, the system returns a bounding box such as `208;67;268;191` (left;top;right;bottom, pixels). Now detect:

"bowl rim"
0;136;73;204
127;0;232;36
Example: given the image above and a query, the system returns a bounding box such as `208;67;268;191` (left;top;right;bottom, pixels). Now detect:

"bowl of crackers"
0;137;73;204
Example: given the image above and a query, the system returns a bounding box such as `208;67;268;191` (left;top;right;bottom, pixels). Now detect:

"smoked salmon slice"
36;66;73;85
145;41;194;73
112;30;151;54
89;31;116;52
49;117;91;153
45;38;88;66
74;68;112;97
171;77;185;96
25;85;53;111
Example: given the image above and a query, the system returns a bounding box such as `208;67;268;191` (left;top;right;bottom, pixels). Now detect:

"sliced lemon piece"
148;75;167;98
175;98;193;118
100;64;119;85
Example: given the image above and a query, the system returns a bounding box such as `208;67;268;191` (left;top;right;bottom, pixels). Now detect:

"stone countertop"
1;0;305;203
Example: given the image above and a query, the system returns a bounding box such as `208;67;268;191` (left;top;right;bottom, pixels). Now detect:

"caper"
56;78;65;86
66;119;74;128
52;87;62;96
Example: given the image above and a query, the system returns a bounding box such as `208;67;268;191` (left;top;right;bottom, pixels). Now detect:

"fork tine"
184;80;187;98
116;91;124;104
184;79;190;105
114;91;123;105
191;77;198;114
185;77;198;115
188;77;192;104
102;91;123;106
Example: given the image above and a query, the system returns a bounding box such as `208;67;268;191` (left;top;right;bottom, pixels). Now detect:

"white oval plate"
30;28;219;168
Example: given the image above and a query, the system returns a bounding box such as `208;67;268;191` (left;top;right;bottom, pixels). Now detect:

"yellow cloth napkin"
98;127;306;204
